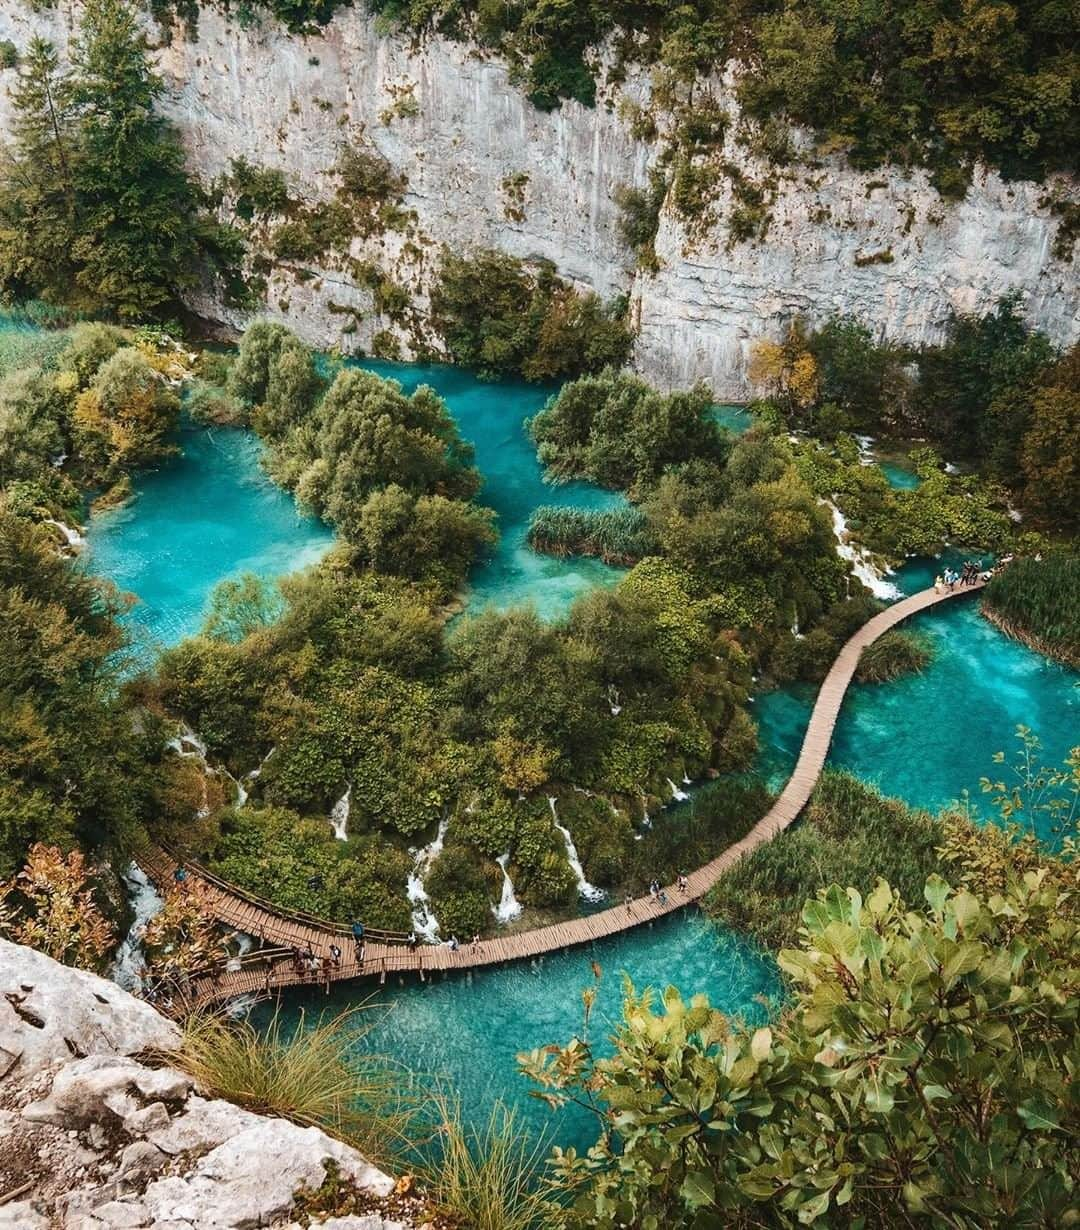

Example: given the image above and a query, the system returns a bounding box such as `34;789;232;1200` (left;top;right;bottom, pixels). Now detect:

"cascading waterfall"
111;864;164;992
824;500;902;600
44;518;85;552
492;853;523;924
165;724;213;816
548;797;605;902
407;816;449;940
329;785;351;841
853;434;876;466
665;778;690;803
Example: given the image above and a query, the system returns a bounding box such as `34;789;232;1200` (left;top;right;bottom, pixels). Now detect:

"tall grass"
527;504;654;565
170;1006;417;1166
855;628;932;682
420;1096;565;1230
705;770;942;950
983;555;1079;667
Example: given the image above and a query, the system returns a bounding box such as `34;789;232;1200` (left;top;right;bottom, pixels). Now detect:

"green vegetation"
983;554;1080;667
752;299;1077;532
430;249;633;382
528;369;726;491
526;862;1078;1227
0;2;245;319
705;770;942;950
172;1008;415;1164
527;505;654;565
855;628;932;682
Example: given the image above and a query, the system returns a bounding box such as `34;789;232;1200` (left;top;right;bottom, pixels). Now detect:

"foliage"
0;4;245;319
854;628;932;682
529;369;727;492
976;725;1079;845
172;1007;416;1164
706;770;943;950
202;573;284;643
527;870;1079;1227
1018;342;1080;526
424;842;492;937
430;249;633;382
527;504;654;565
983;555;1080;667
0;842;115;969
141;881;228;983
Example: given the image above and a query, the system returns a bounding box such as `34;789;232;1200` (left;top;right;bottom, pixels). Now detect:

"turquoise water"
355;360;627;618
880;460;921;489
84;422;333;655
272;910;781;1150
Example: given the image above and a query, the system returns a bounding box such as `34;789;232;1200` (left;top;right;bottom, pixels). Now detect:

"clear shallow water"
84;422;333;655
271;910;781;1150
355;360;628;618
880;460;921;489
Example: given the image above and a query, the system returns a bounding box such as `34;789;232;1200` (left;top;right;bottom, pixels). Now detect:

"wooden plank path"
138;581;984;1015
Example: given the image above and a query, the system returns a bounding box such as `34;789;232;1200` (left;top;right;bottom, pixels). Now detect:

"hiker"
329;943;342;967
658;889;668;907
173;865;187;885
677;873;688;893
351;920;365;962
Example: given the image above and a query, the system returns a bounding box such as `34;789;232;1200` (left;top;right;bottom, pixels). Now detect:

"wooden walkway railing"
138;581;983;1014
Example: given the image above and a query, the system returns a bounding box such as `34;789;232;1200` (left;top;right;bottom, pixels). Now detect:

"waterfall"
682;774;692;785
329;785;351;841
666;778;690;803
44;518;85;552
407;816;449;940
824;500;902;600
548;798;605;903
111;864;164;992
491;853;523;924
854;434;875;466
166;724;208;759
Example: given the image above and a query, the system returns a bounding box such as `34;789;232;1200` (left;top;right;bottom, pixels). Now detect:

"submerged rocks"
0;940;412;1228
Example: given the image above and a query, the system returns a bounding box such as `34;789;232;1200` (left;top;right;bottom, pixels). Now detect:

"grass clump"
983;555;1080;667
855;628;932;683
171;1007;415;1165
421;1097;564;1230
705;770;942;950
527;505;654;565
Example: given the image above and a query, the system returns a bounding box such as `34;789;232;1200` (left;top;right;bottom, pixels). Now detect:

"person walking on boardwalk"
351;920;365;964
934;574;943;594
321;955;333;992
329;943;342;967
407;931;418;950
677;872;688;893
624;890;633;914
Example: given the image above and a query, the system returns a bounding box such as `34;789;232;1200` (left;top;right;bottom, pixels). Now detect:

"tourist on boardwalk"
173;865;187;885
934;574;943;594
329;943;342;967
351;920;365;963
321;955;333;991
407;931;418;949
448;934;459;951
677;872;688;893
471;932;480;946
624;890;633;913
658;889;669;906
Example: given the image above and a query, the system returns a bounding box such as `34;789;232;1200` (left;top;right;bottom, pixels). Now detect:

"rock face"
0;940;410;1229
0;0;1076;395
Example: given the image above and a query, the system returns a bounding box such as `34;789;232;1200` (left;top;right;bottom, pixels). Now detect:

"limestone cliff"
0;0;1076;395
0;939;416;1229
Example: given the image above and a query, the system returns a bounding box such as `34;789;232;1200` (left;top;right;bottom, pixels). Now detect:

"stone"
143;1096;253;1158
122;1102;170;1136
0;939;179;1078
116;1140;167;1184
85;1199;151;1227
0;1203;51;1230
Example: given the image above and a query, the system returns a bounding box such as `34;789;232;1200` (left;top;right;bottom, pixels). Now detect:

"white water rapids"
548;797;605;902
111;864;164;992
407;816;449;940
492;853;523;924
825;500;902;600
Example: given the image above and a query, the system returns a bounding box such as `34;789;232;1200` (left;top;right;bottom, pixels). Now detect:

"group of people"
445;933;482;951
935;553;1015;594
624;873;690;913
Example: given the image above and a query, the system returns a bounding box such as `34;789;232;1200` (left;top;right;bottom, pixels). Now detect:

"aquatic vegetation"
705;770;942;951
983;554;1080;666
527;504;654;565
854;628;932;682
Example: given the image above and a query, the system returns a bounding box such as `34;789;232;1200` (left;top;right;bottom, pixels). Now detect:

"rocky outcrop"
0;939;415;1229
0;0;1075;395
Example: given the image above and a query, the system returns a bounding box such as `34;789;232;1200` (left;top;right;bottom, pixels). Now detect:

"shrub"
983;555;1080;667
527;504;654;564
855;628;932;682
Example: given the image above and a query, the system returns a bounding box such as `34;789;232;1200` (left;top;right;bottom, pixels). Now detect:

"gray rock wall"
0;0;1076;395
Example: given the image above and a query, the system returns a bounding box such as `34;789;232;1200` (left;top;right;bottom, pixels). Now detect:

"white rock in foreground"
0;940;411;1229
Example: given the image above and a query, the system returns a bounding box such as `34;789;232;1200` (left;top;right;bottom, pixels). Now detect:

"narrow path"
138;581;983;1013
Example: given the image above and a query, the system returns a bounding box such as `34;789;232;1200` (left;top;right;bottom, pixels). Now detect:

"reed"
983;555;1079;667
855;629;932;682
527;504;654;565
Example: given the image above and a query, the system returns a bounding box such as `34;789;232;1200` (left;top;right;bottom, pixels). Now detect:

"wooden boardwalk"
137;581;983;1014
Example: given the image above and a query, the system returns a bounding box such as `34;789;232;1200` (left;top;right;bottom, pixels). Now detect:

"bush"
527;504;654;564
855;628;932;682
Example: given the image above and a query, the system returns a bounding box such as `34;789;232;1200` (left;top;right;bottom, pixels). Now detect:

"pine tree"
0;37;80;304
